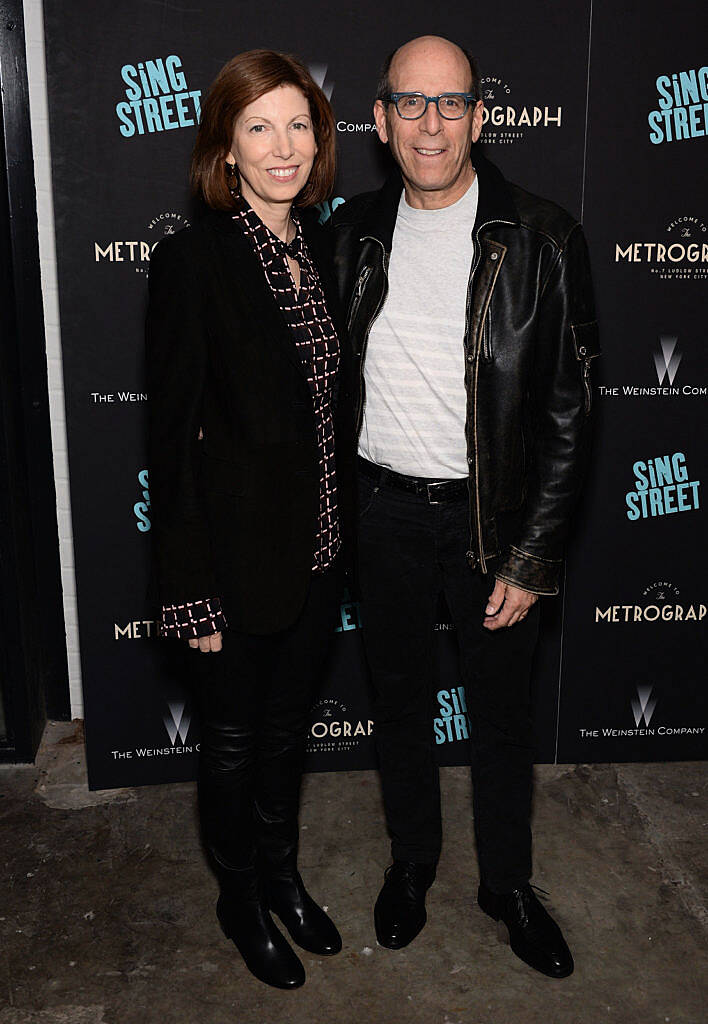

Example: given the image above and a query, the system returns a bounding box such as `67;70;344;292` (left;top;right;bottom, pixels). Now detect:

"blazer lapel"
203;207;345;378
205;209;308;379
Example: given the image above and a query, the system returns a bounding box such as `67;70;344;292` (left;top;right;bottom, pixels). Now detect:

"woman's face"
228;84;317;211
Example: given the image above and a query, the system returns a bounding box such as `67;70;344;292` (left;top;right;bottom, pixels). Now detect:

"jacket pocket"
571;321;601;414
347;265;372;333
481;308;493;363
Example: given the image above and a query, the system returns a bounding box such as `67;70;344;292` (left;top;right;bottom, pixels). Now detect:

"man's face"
373;39;484;209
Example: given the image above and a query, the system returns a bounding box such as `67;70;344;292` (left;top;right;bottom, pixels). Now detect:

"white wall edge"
23;0;84;719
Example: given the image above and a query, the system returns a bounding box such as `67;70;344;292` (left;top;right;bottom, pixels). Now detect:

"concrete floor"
1;722;706;1024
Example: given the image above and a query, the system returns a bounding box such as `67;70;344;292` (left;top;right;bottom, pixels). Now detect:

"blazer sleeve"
145;234;217;606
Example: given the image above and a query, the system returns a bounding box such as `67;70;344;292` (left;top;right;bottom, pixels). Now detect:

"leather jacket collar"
358;147;520;252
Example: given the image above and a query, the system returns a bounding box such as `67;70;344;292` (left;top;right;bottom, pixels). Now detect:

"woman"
146;50;352;990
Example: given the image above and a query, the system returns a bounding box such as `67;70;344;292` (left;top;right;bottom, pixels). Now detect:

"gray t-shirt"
358;176;479;478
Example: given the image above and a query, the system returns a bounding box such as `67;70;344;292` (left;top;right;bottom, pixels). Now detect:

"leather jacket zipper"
348;265;373;333
466;218;514;573
356;237;389;437
582;358;592;414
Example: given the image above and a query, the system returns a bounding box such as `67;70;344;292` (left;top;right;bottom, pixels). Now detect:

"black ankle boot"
254;798;341;956
215;864;305;989
374;861;437;949
478;881;574;978
266;867;342;956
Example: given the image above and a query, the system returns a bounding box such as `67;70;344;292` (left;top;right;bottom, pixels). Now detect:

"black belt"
357;456;468;504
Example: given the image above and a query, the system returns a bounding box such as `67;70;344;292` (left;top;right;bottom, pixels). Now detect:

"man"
331;36;599;978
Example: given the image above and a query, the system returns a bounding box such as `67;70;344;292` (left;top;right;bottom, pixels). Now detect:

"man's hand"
483;580;537;630
188;631;223;652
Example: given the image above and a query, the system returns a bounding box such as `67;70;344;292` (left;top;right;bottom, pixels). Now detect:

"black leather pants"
192;566;341;875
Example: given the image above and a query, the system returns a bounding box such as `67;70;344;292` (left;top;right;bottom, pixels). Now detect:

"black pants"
357;468;539;894
192;565;341;873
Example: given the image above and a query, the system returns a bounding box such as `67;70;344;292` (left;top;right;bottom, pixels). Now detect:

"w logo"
654;336;682;386
163;701;190;745
631;686;657;728
308;62;334;101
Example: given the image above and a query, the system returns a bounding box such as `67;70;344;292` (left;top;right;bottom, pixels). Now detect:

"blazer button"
466;550;477;567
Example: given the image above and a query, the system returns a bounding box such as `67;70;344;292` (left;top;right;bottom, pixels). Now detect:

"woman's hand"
188;631;223;652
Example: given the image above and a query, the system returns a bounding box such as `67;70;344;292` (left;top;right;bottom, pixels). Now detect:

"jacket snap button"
490;252;498;260
467;354;473;363
579;345;587;355
466;550;477;567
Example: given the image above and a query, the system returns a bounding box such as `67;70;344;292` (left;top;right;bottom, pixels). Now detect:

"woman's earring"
225;161;240;198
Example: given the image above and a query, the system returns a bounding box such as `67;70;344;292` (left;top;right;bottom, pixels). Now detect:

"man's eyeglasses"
386;92;478;120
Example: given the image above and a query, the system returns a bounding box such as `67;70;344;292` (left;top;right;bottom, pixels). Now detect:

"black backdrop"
41;0;707;789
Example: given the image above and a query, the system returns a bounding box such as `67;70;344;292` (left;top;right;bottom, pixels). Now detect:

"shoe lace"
384;862;416;883
509;884;549;926
384;861;432;893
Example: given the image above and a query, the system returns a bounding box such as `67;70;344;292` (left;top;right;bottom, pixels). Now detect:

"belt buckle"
426;480;445;504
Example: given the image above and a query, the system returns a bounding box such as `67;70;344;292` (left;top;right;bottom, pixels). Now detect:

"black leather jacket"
331;152;599;595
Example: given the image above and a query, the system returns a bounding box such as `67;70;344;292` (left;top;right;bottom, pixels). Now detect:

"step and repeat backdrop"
41;0;706;789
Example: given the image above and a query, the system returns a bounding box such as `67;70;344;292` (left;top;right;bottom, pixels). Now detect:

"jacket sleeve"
495;223;600;596
145;234;218;608
160;597;227;638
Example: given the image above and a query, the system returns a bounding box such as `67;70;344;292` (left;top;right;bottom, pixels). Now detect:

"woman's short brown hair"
191;49;336;210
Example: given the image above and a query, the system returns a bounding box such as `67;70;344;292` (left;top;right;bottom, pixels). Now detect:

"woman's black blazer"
145;206;354;635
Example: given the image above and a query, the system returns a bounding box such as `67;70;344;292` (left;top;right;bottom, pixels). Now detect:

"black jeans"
357;468;539;894
192;564;341;874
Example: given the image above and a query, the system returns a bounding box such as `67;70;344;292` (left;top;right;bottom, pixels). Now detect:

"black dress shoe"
478;882;574;978
374;861;437;949
216;873;305;989
267;870;342;956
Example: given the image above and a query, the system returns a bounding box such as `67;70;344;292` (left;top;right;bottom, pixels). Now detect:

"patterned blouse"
160;198;341;639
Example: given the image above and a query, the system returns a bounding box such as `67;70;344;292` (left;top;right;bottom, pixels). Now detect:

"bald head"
376;35;480;102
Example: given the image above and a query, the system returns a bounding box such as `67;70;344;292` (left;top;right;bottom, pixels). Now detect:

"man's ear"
471;100;485;144
373;100;389;144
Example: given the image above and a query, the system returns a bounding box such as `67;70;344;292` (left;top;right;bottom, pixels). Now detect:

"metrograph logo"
307;697;373;755
614;215;708;281
594;579;705;625
480;74;562;147
94;211;190;274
